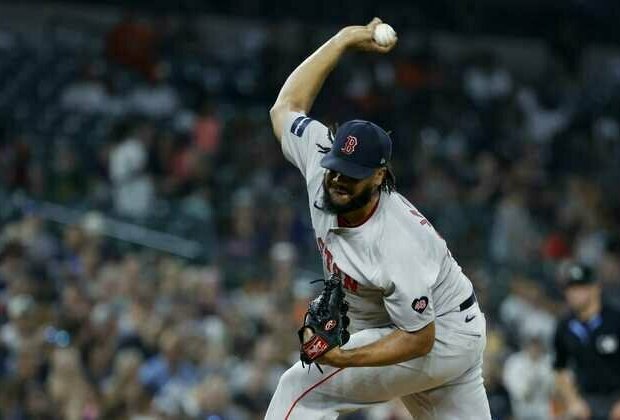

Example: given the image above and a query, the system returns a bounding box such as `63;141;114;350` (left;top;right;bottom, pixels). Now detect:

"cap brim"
564;280;596;288
320;153;375;180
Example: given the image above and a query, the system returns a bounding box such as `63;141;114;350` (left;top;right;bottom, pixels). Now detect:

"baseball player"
265;18;491;419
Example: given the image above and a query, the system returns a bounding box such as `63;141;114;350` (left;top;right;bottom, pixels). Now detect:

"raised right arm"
269;18;396;143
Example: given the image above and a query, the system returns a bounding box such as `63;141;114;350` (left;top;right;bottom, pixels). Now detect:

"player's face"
564;284;599;312
321;170;377;214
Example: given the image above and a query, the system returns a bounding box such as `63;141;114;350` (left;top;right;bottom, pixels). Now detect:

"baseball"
373;23;397;47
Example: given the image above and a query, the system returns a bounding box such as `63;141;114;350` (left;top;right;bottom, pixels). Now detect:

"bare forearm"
326;323;435;368
269;18;396;141
272;36;347;115
555;370;581;402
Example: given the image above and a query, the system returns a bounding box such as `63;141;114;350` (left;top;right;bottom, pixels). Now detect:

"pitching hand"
335;17;397;54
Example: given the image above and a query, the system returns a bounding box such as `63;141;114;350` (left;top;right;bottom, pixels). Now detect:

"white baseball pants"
265;304;492;419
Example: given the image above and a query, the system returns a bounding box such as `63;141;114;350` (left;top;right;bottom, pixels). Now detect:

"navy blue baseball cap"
320;120;392;180
561;263;596;287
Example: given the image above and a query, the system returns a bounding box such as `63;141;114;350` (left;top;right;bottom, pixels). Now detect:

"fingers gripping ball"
373;23;397;47
298;273;350;371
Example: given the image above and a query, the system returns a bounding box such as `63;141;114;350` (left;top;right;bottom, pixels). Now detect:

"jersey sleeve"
280;112;331;186
552;322;568;370
381;242;441;332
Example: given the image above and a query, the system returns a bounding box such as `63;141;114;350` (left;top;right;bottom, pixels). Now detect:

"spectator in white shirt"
108;121;155;218
127;63;180;118
503;335;555;420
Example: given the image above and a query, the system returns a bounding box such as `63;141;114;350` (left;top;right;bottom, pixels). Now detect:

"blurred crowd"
1;7;620;420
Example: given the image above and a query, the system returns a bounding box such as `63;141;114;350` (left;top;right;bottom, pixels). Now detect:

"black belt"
459;291;477;311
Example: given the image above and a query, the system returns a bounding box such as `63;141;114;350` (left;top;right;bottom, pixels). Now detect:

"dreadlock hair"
318;125;397;194
382;164;396;193
315;125;336;155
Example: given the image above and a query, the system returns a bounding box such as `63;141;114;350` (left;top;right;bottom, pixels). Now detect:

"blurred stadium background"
1;1;619;419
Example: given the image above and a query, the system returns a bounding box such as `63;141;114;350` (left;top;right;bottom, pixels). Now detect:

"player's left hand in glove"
298;272;350;372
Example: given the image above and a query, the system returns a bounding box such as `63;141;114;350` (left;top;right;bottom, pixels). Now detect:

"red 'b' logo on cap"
340;136;358;155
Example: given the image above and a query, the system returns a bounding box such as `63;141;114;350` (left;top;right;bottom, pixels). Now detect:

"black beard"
320;180;375;215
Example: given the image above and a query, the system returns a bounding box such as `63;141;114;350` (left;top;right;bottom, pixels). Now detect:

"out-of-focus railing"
4;192;204;260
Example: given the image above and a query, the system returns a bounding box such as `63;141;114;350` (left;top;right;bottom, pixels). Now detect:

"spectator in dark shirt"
553;262;620;420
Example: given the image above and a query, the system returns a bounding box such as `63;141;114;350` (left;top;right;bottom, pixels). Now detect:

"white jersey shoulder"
280;111;330;193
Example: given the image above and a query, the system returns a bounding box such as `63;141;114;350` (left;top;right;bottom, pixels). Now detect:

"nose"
328;170;357;185
329;170;350;180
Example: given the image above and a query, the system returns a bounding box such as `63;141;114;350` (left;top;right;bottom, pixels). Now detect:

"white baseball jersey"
281;111;474;333
266;111;491;420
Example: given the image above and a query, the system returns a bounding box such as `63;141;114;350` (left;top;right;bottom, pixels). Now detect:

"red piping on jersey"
284;368;345;419
337;196;380;228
